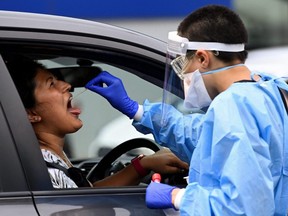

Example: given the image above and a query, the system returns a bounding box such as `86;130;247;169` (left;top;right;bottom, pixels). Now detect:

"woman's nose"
65;82;72;92
58;80;71;92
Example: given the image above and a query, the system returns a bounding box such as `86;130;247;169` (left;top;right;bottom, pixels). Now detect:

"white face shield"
161;31;245;125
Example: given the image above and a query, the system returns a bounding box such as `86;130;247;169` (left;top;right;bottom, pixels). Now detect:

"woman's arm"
92;148;189;187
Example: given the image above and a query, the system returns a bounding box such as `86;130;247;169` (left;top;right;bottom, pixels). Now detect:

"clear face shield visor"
161;31;245;126
170;54;194;80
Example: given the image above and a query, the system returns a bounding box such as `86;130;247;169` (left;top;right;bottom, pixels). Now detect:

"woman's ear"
26;109;41;123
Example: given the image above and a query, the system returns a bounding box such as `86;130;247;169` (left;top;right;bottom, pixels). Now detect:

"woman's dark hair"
5;56;46;109
178;5;248;62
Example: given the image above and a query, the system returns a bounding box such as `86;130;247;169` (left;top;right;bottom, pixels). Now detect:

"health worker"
85;5;288;216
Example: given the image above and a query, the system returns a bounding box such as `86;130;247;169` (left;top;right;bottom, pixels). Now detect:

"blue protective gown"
133;73;288;215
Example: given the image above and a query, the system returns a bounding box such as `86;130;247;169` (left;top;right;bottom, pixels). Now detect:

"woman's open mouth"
67;97;81;117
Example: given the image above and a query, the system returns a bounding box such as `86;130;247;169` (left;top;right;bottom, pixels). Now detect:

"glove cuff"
128;101;139;119
173;188;185;210
133;105;143;121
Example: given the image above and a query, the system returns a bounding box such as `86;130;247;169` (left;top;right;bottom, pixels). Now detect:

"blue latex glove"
85;71;139;119
146;182;178;209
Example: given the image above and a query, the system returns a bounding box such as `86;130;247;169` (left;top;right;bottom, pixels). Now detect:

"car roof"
0;10;168;89
0;10;166;54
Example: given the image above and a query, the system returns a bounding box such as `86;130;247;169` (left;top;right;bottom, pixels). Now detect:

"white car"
246;46;288;78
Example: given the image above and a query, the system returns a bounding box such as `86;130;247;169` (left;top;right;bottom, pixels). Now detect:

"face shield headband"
168;31;245;79
168;31;245;55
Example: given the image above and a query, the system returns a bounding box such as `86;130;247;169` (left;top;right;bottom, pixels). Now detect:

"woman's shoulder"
41;149;78;188
41;149;69;169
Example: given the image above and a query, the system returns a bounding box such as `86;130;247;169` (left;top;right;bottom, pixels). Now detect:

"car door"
0;44;174;216
1;49;170;216
0;11;182;216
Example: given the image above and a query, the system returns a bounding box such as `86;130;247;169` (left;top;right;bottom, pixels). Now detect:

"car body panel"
0;10;166;61
33;188;169;216
0;192;38;215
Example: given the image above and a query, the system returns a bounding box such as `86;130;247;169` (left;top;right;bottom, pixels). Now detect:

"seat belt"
46;162;91;187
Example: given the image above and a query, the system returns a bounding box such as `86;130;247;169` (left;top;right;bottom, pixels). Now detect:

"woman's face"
31;69;83;136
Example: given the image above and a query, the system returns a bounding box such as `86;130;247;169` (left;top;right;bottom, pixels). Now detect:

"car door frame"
0;55;52;215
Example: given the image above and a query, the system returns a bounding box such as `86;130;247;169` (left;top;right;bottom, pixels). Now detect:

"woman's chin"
71;119;83;132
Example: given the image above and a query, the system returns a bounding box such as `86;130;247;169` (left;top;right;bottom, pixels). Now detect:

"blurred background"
0;0;287;49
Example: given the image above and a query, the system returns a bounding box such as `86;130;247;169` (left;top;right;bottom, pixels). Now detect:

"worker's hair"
178;5;248;62
5;55;46;109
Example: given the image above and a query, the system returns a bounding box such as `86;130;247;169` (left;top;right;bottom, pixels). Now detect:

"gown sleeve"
132;99;204;163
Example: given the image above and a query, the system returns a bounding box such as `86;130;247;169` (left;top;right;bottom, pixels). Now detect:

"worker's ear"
195;50;210;69
26;109;41;123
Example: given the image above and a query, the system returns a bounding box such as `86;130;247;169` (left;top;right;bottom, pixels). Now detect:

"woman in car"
7;57;189;188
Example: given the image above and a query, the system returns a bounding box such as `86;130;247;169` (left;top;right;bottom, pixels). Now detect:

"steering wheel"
87;138;160;183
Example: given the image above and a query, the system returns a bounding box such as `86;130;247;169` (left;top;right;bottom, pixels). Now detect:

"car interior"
1;43;188;189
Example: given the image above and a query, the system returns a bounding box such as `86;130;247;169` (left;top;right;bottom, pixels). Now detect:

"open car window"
37;56;163;160
1;44;164;179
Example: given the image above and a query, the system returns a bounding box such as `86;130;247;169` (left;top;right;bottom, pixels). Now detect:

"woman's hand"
140;148;189;174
